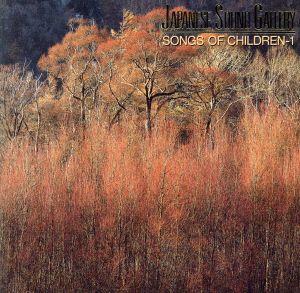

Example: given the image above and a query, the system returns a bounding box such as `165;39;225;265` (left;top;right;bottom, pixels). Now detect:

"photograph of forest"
0;1;299;292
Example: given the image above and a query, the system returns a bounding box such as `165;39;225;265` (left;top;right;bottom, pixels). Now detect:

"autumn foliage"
0;7;300;293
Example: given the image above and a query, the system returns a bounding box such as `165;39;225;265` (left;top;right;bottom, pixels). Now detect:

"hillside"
0;0;299;64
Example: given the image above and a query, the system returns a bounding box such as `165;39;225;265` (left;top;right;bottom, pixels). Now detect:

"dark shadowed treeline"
0;0;299;64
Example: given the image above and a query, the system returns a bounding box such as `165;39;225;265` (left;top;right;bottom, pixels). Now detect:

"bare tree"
244;46;300;113
117;30;186;133
0;62;44;142
184;44;250;136
38;22;109;124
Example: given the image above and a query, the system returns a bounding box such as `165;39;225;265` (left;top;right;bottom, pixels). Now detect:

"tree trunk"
205;116;212;136
80;99;86;123
35;99;41;153
146;98;152;134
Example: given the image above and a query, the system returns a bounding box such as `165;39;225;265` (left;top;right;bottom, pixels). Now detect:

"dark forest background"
0;0;299;65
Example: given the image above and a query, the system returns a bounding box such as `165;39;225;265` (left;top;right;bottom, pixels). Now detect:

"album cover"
0;1;299;292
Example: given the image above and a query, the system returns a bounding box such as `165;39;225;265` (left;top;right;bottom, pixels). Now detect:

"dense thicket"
0;108;300;292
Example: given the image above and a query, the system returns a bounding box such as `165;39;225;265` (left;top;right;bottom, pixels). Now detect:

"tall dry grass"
0;106;299;292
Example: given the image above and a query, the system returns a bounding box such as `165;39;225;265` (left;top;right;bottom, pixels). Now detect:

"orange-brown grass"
0;107;299;292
